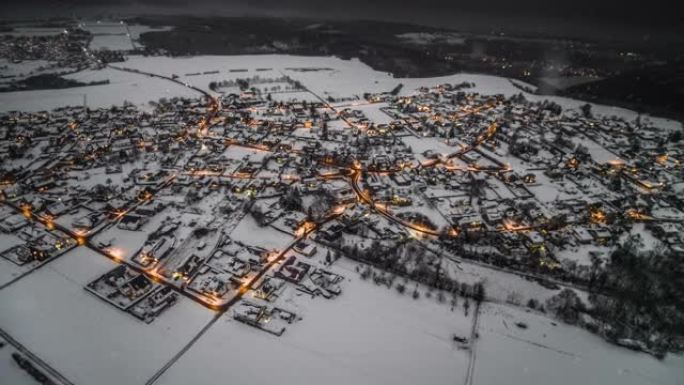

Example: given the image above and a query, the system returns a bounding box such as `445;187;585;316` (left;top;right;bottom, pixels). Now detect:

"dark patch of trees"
0;73;109;92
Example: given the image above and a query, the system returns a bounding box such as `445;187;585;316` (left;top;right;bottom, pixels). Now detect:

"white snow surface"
0;54;680;132
157;259;473;385
0;247;213;385
475;303;684;385
2;53;684;385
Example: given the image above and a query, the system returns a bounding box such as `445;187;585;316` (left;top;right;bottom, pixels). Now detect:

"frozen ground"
82;21;171;51
0;232;30;287
0;247;213;385
0;66;197;112
231;215;293;250
1;54;681;133
475;303;684;385
2;52;684;385
0;59;52;79
0;336;36;385
156;258;473;385
3;27;65;37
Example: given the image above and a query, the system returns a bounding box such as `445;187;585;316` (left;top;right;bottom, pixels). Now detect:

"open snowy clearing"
231;215;293;250
474;303;684;385
0;338;37;385
2;52;684;385
1;66;196;112
156;258;473;385
0;247;213;385
1;54;681;134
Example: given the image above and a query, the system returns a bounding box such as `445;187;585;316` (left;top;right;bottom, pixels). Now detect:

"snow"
0;232;29;287
81;21;134;51
2;52;683;384
231;216;293;250
126;25;173;40
475;303;684;385
556;244;610;266
1;53;681;133
443;257;564;305
2;27;64;37
396;32;466;46
0;66;197;112
90;34;135;51
0;247;213;385
351;102;394;125
223;145;268;162
156;258;473;385
402;136;458;159
0;337;37;385
0;59;52;79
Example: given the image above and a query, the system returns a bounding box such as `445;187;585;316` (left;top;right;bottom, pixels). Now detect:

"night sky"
4;0;683;42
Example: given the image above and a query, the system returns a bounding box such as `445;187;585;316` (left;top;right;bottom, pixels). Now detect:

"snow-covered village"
1;8;683;385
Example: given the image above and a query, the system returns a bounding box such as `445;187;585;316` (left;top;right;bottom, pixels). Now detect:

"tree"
360;266;372;280
280;186;303;211
473;281;486;302
546;288;583;324
249;203;267;226
466;174;486;204
450;292;458;310
321;121;329;141
547;214;568;231
307;194;331;222
609;175;622;191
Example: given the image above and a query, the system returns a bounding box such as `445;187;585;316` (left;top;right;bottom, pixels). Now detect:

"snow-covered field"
81;21;171;51
0;247;213;385
475;303;684;385
0;59;52;79
1;245;682;385
0;55;680;132
156;258;473;385
1;53;680;134
2;52;684;385
0;335;37;385
231;216;293;250
1;65;197;112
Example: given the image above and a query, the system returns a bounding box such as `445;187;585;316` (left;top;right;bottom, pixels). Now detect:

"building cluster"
0;28;93;77
1;74;682;344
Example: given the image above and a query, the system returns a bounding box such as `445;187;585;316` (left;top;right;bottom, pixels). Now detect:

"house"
525;231;545;251
573;227;593;244
0;214;27;232
294;241;317;257
590;227;612;245
46;200;69;216
117;214;148;231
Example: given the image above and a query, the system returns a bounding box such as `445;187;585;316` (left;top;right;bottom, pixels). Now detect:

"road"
463;301;481;385
144;211;340;385
1;52;607;385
